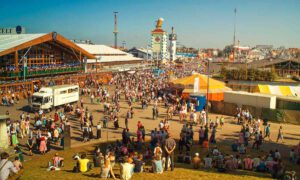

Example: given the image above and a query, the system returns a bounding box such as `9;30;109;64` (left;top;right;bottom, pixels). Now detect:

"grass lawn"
20;140;274;180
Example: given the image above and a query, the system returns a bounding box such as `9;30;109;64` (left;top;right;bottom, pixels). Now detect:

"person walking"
125;117;129;130
265;124;271;141
96;122;102;139
163;133;176;171
276;126;284;143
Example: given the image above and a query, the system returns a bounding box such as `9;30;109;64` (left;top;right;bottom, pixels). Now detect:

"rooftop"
0;33;46;53
76;43;127;55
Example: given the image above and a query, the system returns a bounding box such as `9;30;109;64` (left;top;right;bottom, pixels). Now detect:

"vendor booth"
189;94;206;111
171;73;231;101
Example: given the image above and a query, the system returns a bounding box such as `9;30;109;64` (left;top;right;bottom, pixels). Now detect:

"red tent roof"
151;29;165;33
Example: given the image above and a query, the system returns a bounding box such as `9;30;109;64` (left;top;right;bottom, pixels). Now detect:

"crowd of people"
0;69;299;180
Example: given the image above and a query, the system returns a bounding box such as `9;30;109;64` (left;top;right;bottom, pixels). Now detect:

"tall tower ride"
169;27;177;61
113;12;118;48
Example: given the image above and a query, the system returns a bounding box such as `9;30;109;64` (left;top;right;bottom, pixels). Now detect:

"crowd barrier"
0;72;112;101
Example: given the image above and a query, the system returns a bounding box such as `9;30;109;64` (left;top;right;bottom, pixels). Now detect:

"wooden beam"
47;41;78;61
80;51;82;64
56;33;95;59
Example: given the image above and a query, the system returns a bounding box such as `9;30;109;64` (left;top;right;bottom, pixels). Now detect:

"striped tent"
255;84;300;97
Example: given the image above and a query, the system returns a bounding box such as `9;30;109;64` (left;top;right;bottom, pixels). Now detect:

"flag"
194;77;199;93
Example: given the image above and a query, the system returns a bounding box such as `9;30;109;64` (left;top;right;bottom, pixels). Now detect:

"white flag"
194;77;199;93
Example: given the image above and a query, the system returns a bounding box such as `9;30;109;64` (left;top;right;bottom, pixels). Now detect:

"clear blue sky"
1;0;300;48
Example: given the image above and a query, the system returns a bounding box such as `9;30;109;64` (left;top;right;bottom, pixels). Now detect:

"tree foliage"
220;68;277;81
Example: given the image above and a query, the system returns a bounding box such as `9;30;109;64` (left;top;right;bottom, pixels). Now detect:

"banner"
194;77;199;93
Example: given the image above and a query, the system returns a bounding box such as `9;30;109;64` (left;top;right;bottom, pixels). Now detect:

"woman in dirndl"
11;127;19;147
39;136;47;155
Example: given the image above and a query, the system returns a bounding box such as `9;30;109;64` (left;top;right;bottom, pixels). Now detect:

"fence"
0;72;112;101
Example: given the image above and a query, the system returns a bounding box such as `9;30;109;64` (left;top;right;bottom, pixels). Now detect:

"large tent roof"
77;43;143;63
0;32;95;59
171;73;230;91
76;43;127;55
0;34;46;53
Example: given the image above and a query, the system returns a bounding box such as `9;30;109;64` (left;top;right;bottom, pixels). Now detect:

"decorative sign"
155;37;161;42
52;31;57;40
16;25;22;34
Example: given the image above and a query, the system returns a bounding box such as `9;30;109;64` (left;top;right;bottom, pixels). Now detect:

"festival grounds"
1;85;300;179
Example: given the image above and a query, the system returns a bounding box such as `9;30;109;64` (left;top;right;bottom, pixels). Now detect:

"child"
192;153;201;169
13;157;23;171
289;149;296;162
238;144;246;154
203;154;212;168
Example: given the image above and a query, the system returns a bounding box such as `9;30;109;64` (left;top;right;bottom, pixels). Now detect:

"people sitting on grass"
100;154;116;179
243;155;253;170
203;154;213;168
0;152;19;180
192;153;201;169
238;144;246;154
93;151;104;167
152;156;163;174
133;154;144;173
120;156;135;180
13;157;23;171
73;153;92;173
224;155;235;171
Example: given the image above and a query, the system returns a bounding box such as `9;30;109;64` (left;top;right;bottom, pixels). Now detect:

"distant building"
151;18;168;61
255;45;273;50
0;26;26;35
247;58;300;77
76;43;143;71
127;47;152;59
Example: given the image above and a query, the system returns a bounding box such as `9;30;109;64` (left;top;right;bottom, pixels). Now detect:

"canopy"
171;73;230;92
255;84;300;97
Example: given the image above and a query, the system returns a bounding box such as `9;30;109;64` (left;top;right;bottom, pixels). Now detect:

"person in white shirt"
96;122;102;139
203;154;212;168
274;149;281;160
0;152;19;180
120;157;134;180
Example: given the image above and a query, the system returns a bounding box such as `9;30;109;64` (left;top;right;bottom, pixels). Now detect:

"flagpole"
233;8;237;62
206;59;210;119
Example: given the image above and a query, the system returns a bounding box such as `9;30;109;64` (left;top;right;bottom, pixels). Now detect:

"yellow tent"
171;73;231;101
171;73;229;91
254;84;295;96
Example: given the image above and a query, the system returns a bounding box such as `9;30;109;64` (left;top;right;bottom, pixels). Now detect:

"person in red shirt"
137;121;142;129
243;155;253;170
54;112;59;122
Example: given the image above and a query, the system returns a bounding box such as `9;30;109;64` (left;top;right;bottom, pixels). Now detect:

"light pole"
146;45;151;69
206;58;211;120
23;57;27;81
